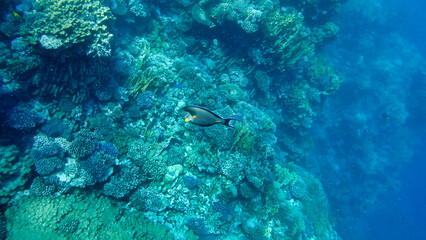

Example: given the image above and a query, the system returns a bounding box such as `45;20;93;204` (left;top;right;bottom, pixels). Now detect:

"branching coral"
127;139;168;180
103;166;144;199
6;105;39;130
30;135;67;176
69;130;99;159
0;0;346;238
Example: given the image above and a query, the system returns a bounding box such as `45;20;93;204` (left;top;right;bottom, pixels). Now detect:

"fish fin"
223;118;237;128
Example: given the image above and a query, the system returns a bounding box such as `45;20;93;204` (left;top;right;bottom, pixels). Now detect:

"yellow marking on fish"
216;120;221;123
193;115;197;118
185;118;190;122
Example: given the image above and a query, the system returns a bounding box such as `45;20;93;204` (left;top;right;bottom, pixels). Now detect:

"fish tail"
223;118;237;128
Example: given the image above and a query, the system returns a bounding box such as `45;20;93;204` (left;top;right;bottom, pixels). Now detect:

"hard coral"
183;175;200;189
262;8;314;68
136;90;155;109
29;177;57;196
0;145;32;204
6;105;38;130
34;157;64;176
30;135;67;176
5;190;173;239
130;186;168;212
186;217;211;237
80;151;115;185
22;0;114;56
103;166;144;199
69;130;98;159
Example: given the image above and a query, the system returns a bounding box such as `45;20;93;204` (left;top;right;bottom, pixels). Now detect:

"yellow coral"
262;8;314;68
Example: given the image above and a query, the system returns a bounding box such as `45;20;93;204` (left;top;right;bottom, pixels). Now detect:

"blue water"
392;0;426;58
365;0;426;238
317;0;426;239
366;140;426;240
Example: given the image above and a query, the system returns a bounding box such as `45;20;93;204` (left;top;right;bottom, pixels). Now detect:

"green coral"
282;83;315;129
22;0;114;56
210;2;235;22
274;164;298;187
5;190;173;239
126;38;178;96
274;201;306;240
312;22;340;46
278;57;342;129
127;66;157;97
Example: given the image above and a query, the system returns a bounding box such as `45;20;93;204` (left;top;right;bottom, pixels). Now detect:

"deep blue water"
358;137;426;240
319;0;426;239
359;0;426;238
391;0;426;58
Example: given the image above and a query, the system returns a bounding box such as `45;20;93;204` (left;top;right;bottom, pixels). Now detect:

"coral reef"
103;166;144;199
30;177;57;196
6;105;39;130
21;0;114;56
0;0;350;238
30;135;67;175
5;190;173;239
69;130;98;159
0;145;32;204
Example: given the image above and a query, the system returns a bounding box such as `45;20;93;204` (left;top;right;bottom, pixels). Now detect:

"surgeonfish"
181;106;237;127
